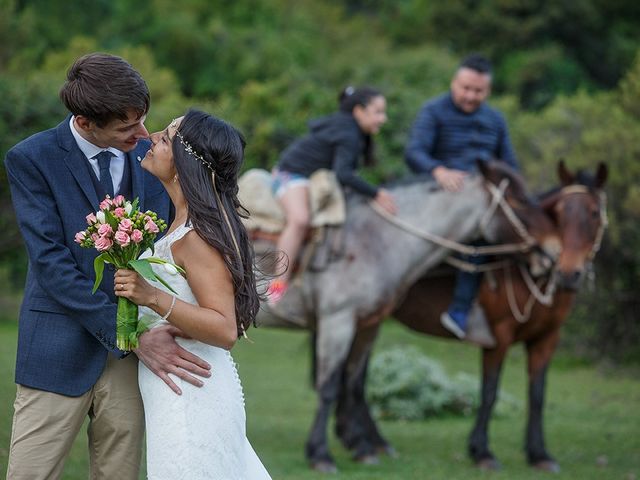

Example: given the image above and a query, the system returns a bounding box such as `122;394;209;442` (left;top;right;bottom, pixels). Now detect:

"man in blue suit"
4;53;210;479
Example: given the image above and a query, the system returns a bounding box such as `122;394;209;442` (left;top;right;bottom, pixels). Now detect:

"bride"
115;110;271;479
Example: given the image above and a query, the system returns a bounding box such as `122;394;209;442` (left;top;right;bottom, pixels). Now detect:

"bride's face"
142;116;184;182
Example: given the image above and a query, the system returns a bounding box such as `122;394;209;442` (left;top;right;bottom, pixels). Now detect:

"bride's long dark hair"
172;109;259;337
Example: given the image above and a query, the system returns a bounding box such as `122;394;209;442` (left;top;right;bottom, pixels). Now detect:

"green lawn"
1;319;638;479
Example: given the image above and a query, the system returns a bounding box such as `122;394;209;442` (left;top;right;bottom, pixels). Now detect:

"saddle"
238;168;347;273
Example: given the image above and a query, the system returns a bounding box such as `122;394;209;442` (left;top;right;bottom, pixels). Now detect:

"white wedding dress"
137;224;271;480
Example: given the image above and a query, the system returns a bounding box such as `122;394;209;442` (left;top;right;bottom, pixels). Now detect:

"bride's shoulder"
171;229;225;268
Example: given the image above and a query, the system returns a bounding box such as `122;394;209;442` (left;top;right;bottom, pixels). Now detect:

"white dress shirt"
69;117;125;195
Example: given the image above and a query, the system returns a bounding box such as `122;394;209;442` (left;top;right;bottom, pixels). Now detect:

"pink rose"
114;231;131;248
97;224;113;237
113;207;126;218
113;195;125;206
74;231;86;244
99;198;113;210
91;233;100;242
118;218;133;232
86;213;97;225
94;236;113;252
131;229;144;244
144;220;159;233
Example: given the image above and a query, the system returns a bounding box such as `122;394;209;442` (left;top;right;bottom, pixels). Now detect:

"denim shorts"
271;168;310;197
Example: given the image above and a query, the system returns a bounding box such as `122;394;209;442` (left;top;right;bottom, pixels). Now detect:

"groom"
4;53;210;479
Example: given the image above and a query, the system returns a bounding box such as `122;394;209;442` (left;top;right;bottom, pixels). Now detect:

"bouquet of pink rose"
75;195;184;350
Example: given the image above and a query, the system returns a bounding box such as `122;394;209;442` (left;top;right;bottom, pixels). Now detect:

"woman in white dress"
115;110;271;479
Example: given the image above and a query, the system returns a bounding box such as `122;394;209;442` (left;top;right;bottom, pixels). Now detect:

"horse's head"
540;161;608;290
476;160;560;264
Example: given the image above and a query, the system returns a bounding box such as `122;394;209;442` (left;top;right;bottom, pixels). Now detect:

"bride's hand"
114;268;155;307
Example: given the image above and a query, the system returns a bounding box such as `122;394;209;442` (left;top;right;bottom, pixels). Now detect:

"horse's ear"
557;159;574;186
594;162;608;189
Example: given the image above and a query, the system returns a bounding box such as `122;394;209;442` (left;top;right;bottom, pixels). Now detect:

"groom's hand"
134;325;212;395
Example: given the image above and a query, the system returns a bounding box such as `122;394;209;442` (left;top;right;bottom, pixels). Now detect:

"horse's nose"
556;269;584;290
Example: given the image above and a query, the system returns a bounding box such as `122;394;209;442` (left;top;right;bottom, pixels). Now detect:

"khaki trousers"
6;354;144;480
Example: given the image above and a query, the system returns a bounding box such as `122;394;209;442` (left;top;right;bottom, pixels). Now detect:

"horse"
335;161;608;472
252;160;559;472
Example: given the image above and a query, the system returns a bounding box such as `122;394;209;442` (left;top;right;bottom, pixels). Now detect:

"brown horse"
336;161;608;472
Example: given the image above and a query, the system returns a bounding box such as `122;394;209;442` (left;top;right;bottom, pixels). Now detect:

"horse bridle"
552;184;608;261
504;184;608;322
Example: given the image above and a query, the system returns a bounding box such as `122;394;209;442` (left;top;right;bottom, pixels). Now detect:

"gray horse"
253;161;558;472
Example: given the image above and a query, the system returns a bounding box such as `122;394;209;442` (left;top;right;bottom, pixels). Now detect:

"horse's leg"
468;342;510;470
305;309;356;473
334;323;393;463
525;330;561;473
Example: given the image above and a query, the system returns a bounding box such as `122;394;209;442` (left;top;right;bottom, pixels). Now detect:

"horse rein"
368;177;538;257
479;178;538;248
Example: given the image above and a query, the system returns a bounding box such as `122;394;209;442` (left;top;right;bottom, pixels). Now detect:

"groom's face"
76;110;149;152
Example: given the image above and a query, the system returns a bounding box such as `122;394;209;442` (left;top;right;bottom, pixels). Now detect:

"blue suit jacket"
4;117;171;396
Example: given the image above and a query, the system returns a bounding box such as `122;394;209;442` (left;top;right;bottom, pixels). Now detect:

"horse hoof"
533;460;561;473
377;445;399;458
476;457;501;471
355;454;379;465
311;461;338;474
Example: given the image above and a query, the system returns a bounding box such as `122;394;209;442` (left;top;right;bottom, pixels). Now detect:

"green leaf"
128;259;158;282
128;259;179;294
151;273;178;294
92;253;109;294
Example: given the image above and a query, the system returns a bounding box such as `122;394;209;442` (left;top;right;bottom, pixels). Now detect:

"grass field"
1;318;638;479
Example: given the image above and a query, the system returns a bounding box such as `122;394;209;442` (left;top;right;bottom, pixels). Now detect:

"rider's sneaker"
440;308;468;339
267;279;288;306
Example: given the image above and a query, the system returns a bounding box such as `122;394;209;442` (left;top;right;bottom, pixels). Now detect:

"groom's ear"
75;115;96;133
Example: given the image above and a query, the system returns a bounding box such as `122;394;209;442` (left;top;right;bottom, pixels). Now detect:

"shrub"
367;346;519;420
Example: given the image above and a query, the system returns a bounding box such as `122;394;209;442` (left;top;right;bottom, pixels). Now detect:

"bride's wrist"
146;287;160;309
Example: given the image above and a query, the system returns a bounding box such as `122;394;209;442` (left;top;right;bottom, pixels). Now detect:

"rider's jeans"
450;240;488;314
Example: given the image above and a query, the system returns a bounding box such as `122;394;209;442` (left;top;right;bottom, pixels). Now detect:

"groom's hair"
59;52;150;127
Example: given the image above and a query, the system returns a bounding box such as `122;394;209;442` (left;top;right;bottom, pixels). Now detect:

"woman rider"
268;86;397;304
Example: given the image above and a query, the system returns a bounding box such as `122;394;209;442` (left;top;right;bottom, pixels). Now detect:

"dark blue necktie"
95;151;115;198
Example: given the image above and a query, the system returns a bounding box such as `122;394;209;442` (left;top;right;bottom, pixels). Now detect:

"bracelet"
161;295;176;321
152;288;159;307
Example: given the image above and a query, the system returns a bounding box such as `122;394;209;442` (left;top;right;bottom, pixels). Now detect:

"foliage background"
1;0;639;361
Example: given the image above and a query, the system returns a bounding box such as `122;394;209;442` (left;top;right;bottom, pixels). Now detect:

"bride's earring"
172;174;178;183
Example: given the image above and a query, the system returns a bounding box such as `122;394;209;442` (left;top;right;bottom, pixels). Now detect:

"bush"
367;346;519;420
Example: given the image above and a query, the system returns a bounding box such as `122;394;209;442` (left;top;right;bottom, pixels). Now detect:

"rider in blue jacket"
405;54;520;338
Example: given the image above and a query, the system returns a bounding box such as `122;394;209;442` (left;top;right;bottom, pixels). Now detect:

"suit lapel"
57;119;100;208
129;140;150;207
57;119;152;209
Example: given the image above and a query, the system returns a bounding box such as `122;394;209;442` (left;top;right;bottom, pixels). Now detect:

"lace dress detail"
138;224;270;479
